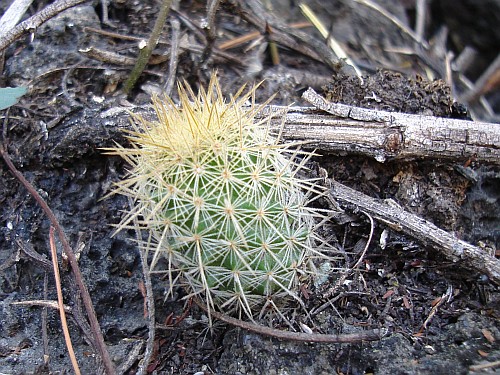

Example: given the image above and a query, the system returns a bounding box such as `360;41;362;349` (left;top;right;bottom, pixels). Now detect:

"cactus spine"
109;75;333;320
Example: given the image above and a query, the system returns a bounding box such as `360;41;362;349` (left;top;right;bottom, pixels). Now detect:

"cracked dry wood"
328;180;500;286
264;88;499;163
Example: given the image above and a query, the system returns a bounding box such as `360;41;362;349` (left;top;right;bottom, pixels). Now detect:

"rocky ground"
0;1;499;374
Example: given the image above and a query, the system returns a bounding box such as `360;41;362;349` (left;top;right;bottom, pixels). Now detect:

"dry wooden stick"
257;88;500;164
0;0;34;36
49;226;81;375
129;198;156;375
231;0;355;75
328;179;500;285
352;0;429;49
194;298;387;343
163;18;181;96
0;0;88;52
123;0;173;94
460;53;500;104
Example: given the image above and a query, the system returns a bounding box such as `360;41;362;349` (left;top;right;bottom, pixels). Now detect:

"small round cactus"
108;75;336;320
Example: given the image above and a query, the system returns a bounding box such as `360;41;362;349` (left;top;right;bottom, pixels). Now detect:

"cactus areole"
108;75;331;319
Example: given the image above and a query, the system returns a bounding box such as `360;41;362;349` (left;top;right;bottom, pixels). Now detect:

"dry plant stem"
0;146;116;375
0;0;34;35
351;211;374;270
217;22;310;50
17;240;53;271
299;3;362;79
42;273;49;365
49;226;81;375
263;0;280;65
194;298;386;343
329;179;500;285
298;88;500;163
79;47;137;66
11;300;72;311
460;53;500;104
123;0;173;94
352;0;428;48
163;18;181;96
469;360;500;372
420;285;452;332
414;0;427;45
128;198;155;375
84;25;246;67
199;0;221;66
0;0;88;52
83;26;151;42
117;341;144;375
232;0;354;75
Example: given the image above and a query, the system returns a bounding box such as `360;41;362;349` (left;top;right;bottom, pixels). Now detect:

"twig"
218;22;310;50
42;273;49;365
199;0;221;67
0;146;116;374
11;299;72;311
351;211;374;270
232;0;355;75
263;0;280;65
117;340;144;375
419;285;453;332
17;240;53;271
83;26;159;43
469;360;500;372
83;25;246;67
79;47;137;66
194;298;387;343
129;197;156;375
298;87;500;163
328;179;500;285
163;18;181;96
299;3;362;80
49;226;81;375
352;0;429;49
460;53;500;105
42;95;500;165
0;0;88;52
123;0;173;95
414;0;427;45
0;0;34;35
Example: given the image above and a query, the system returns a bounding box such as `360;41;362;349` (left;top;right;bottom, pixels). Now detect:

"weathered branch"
194;298;387;343
329;179;500;285
286;88;499;163
0;0;89;52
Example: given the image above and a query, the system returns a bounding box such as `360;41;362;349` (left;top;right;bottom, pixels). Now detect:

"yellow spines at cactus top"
106;74;339;321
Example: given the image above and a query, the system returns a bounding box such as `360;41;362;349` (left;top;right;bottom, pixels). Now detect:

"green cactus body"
109;76;329;319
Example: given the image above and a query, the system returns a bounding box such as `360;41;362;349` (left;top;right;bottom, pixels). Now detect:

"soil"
0;1;499;374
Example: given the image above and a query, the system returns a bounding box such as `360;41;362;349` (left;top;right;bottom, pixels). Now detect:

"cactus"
107;75;337;320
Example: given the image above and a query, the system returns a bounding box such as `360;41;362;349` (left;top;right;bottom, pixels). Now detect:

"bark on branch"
328;179;500;285
0;0;88;52
259;88;499;163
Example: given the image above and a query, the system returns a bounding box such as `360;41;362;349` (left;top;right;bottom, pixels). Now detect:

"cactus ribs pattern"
107;75;337;320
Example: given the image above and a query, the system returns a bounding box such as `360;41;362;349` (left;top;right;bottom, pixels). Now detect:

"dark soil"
0;1;499;374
